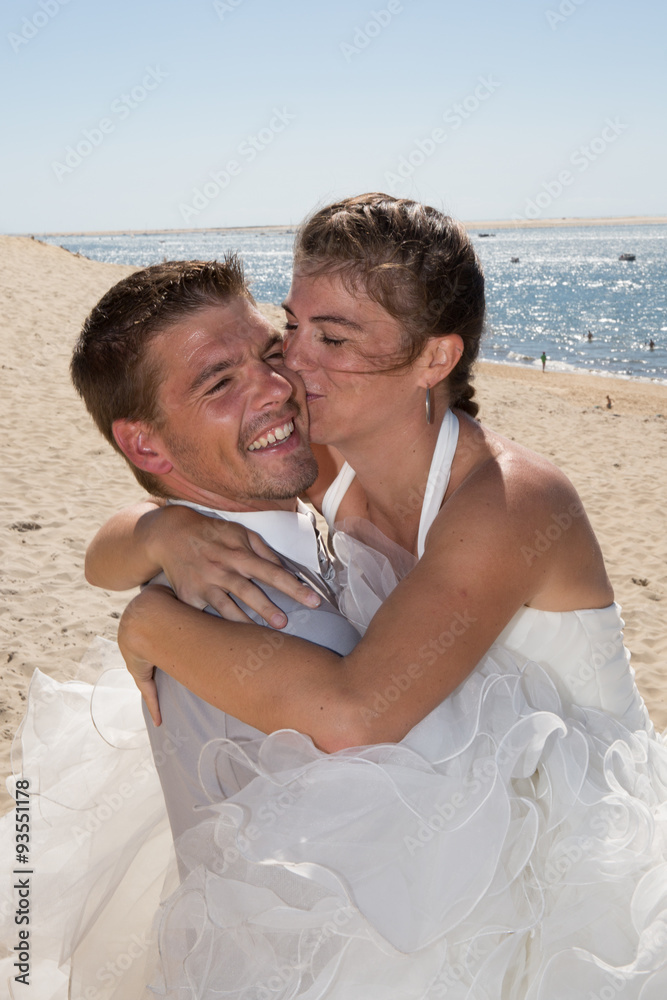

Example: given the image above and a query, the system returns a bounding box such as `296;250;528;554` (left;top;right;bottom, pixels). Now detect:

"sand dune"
1;236;665;813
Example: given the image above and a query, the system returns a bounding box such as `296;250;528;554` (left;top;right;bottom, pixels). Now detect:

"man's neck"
162;480;298;515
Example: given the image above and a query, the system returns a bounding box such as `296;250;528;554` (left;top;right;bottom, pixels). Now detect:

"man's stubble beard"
162;431;319;502
235;448;319;501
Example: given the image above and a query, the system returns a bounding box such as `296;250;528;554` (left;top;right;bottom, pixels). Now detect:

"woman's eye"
284;323;298;332
321;335;345;347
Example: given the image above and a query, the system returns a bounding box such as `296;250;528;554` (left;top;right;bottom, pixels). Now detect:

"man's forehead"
154;300;278;366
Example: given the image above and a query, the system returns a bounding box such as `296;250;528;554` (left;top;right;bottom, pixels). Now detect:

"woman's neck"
335;408;447;553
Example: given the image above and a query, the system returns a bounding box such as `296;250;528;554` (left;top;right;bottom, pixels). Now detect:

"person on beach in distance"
540;350;547;370
86;194;667;998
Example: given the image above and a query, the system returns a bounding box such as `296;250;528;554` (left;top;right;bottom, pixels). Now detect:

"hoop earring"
425;387;434;424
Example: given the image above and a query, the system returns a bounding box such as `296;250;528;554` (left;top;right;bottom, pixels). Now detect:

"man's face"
144;297;317;510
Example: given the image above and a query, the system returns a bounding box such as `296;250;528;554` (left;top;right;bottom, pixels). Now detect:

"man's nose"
254;365;294;407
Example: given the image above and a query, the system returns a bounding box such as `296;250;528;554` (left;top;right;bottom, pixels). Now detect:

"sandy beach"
1;235;665;814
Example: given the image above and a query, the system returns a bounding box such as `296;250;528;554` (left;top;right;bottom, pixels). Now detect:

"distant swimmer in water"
587;331;593;342
649;340;655;350
540;352;547;371
606;395;613;409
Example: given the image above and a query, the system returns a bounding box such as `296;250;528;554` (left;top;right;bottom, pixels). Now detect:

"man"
71;255;360;845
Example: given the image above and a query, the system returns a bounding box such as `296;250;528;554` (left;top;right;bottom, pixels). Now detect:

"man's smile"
247;419;296;452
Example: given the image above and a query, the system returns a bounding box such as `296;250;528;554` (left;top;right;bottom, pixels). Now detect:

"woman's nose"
283;328;313;372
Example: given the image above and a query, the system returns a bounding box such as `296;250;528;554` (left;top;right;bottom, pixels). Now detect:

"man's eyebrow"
281;302;363;332
188;334;284;396
188;358;237;396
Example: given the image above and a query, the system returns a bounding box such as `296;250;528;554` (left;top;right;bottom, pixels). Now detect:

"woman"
87;195;667;998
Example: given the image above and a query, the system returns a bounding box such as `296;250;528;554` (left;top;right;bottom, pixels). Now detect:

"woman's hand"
87;502;322;626
146;505;321;627
117;585;180;727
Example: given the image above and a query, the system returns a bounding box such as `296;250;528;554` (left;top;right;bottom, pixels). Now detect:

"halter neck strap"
416;408;460;558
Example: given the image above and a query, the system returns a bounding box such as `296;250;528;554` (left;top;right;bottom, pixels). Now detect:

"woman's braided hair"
293;193;485;417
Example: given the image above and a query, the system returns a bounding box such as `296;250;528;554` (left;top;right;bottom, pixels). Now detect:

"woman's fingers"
200;578;314;629
201;588;270;625
158;517;323;616
137;673;162;728
246;530;285;566
231;530;322;608
121;651;162;727
166;525;323;624
117;588;166;726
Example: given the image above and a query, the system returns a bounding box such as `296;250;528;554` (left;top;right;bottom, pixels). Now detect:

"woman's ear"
415;334;464;388
112;420;174;475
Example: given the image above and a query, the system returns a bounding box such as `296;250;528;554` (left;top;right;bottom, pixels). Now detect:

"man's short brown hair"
71;255;253;494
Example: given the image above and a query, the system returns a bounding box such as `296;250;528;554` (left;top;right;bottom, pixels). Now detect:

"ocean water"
40;223;667;383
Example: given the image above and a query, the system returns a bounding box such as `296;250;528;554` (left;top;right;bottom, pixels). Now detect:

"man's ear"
415;334;464;389
112;420;174;475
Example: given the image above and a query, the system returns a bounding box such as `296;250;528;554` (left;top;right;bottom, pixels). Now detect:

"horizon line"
9;215;667;239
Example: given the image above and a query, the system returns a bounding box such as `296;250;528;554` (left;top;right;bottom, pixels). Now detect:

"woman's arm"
121;454;608;751
86;502;323;625
85;500;165;589
85;443;344;613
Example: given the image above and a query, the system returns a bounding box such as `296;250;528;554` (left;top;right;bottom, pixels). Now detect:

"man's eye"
320;335;344;347
266;351;285;362
207;377;229;394
284;323;298;331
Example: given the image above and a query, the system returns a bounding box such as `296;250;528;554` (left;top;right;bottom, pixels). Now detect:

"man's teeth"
248;420;295;451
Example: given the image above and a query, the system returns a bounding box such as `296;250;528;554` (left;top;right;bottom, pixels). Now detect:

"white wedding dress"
2;410;667;999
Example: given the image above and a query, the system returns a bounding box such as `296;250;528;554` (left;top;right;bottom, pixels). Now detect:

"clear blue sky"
2;0;664;232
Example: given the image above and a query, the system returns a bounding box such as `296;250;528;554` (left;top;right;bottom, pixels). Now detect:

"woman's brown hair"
293;193;485;417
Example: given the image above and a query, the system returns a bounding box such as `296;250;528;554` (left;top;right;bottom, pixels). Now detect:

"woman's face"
282;270;423;448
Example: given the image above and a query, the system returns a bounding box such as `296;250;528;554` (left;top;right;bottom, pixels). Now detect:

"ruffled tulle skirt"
0;639;175;999
151;646;667;999
2;639;667;998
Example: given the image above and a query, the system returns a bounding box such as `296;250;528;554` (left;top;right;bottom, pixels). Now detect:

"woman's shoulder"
452;415;578;515
424;415;590;569
429;416;612;611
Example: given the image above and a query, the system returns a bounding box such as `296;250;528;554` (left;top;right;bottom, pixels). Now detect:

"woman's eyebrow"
281;302;363;332
310;314;364;331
